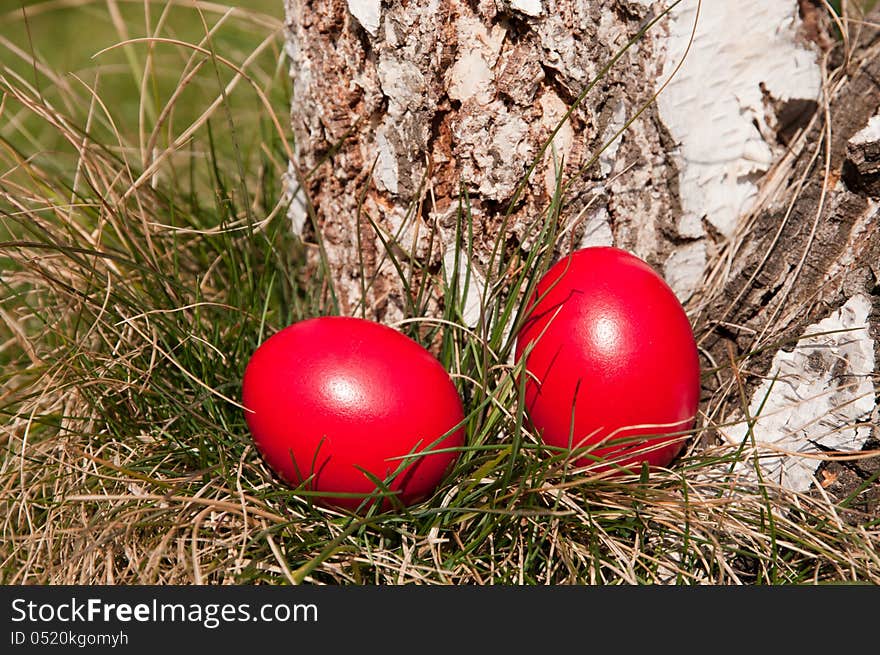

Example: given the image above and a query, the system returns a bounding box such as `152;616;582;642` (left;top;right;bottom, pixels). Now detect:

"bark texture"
700;16;880;366
283;0;825;322
698;10;880;497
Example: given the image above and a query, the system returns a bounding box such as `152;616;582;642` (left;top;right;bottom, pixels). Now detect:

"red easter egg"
242;317;464;510
515;247;700;473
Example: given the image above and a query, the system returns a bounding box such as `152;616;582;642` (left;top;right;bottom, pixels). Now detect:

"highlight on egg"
241;316;465;510
515;246;701;473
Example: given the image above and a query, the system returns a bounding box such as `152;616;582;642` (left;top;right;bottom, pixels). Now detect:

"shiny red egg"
515;247;700;473
242;317;465;510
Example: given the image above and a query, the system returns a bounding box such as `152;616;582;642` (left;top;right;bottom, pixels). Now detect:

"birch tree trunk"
284;1;879;500
282;0;831;320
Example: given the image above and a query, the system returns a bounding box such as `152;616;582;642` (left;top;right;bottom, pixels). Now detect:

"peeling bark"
719;295;875;493
697;11;880;494
697;15;880;363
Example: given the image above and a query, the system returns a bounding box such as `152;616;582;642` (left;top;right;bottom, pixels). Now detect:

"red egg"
242;317;465;510
515;247;700;473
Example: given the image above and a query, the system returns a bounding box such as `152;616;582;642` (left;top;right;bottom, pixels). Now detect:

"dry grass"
1;0;878;585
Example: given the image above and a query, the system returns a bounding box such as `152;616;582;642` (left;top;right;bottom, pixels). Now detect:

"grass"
1;0;879;585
